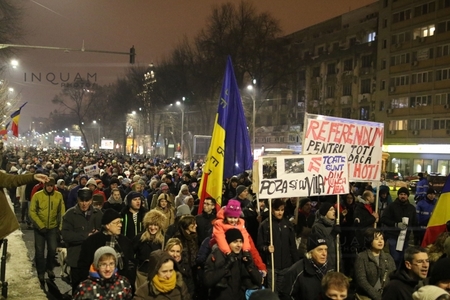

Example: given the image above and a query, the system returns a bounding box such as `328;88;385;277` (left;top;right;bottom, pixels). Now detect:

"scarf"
152;271;176;293
309;257;328;279
105;233;125;270
364;203;373;214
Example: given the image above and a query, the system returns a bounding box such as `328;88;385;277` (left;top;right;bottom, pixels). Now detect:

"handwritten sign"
258;154;349;198
303;114;384;182
84;163;99;177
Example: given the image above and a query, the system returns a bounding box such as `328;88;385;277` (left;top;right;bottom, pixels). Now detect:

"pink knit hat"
224;200;242;218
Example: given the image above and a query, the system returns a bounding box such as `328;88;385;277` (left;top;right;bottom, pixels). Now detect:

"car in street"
385;171;404;181
409;179;419;192
404;173;420;182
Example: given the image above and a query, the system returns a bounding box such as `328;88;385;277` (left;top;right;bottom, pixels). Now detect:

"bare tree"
51;79;96;149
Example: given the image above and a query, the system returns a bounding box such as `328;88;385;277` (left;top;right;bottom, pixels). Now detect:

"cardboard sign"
303;113;384;182
84;163;99;177
258;154;349;198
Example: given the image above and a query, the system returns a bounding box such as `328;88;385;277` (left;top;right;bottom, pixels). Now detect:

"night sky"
4;0;375;130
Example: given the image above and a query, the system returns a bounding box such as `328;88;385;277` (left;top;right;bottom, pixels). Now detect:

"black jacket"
120;206;147;240
195;211;216;246
132;232;163;272
382;269;419;300
204;248;262;300
280;257;331;300
353;201;377;250
258;217;299;270
380;198;418;240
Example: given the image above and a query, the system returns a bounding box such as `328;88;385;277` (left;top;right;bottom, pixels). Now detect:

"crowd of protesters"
1;147;450;299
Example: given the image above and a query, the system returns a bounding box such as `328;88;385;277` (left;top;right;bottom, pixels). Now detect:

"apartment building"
261;0;450;176
377;0;450;175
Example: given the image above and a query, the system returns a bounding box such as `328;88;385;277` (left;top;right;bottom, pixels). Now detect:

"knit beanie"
86;178;97;187
427;188;436;195
224;200;242;218
93;246;117;269
101;208;121;225
430;257;450;285
299;198;311;209
397;187;410;196
176;204;191;217
236;185;247;196
126;191;142;203
225;228;244;244
412;285;448;300
318;202;333;216
307;233;327;252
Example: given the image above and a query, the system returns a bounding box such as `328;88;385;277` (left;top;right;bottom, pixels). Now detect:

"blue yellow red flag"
0;121;10;140
10;102;27;137
422;175;450;246
198;56;252;212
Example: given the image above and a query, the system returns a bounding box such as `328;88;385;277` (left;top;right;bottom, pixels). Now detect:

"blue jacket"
416;198;437;227
416;178;429;200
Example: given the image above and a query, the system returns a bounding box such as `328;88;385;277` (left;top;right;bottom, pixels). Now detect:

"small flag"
422;175;450;246
0;121;10;141
10;102;27;137
197;56;252;213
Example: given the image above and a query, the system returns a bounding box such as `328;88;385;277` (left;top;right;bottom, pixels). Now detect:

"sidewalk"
0;230;47;300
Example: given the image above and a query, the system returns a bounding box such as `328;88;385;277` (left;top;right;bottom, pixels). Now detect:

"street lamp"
92;120;101;149
247;79;257;156
175;98;185;160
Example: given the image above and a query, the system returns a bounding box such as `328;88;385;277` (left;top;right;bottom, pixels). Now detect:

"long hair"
140;210;166;245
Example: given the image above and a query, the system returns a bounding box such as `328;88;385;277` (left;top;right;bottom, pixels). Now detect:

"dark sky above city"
5;0;375;130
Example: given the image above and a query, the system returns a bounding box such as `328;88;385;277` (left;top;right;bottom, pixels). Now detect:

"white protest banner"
84;163;100;177
302;113;384;182
258;154;349;198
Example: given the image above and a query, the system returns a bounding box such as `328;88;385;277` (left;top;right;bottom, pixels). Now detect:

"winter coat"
204;247;262;300
354;250;396;300
174;184;190;207
212;208;251;254
353;200;377;250
415;178;429;201
382;269;420;300
132;232;163;273
258;217;299;270
311;213;340;272
29;188;65;230
195;211;216;246
61;205;103;267
416;198;437;227
134;250;190;300
103;194;125;213
173;228;198;269
380;198;418;240
154;196;175;231
120;206;147;240
73;269;132;299
0;172;35;239
279;257;331;300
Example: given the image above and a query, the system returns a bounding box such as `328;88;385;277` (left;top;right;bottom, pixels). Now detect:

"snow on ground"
0;230;47;300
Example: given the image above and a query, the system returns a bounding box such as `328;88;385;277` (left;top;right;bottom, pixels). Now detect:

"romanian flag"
198;56;252;213
422;175;450;247
10;102;27;137
0;121;10;140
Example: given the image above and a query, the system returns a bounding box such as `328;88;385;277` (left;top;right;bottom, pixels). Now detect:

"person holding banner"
380;187;418;268
311;202;342;272
279;233;331;300
257;199;299;293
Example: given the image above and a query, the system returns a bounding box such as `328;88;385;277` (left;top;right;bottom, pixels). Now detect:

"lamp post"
176;99;185;160
247;79;257;156
92;120;101;149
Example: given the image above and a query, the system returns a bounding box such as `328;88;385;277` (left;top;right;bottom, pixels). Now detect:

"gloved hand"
396;222;407;230
242;251;253;266
332;225;341;235
39;228;48;235
223;253;237;270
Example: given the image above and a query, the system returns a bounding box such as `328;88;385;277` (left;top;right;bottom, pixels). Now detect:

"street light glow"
10;59;18;68
247;85;253;91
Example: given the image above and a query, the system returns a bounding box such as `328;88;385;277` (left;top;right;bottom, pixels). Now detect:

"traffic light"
129;46;136;64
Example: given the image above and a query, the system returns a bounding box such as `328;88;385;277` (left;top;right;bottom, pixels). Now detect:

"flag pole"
269;198;275;291
336;194;340;273
374;181;379;228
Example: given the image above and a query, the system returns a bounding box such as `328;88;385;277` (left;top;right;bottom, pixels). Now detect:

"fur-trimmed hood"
143;209;167;229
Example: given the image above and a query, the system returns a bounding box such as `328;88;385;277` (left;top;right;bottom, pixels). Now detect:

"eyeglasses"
111;220;123;226
98;262;115;269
